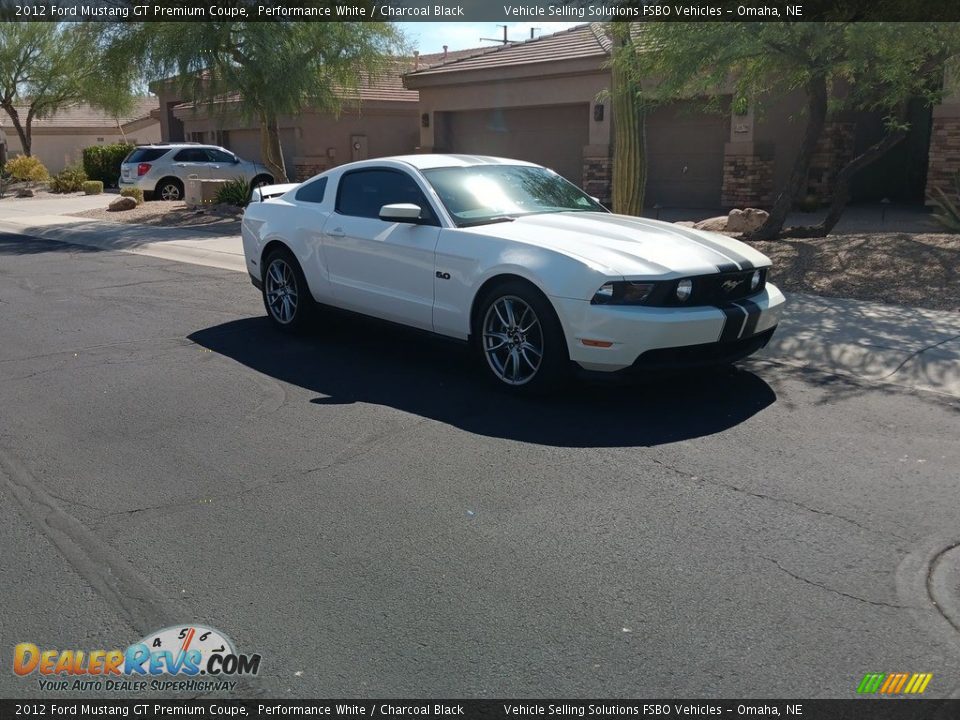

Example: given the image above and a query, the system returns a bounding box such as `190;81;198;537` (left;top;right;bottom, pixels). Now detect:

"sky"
396;22;584;54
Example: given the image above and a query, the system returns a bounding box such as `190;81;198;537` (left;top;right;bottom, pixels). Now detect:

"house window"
189;131;205;143
212;130;230;149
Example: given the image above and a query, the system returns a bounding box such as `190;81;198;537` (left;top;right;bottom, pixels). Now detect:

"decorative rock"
726;207;769;233
16;188;34;198
108;196;138;212
693;216;728;232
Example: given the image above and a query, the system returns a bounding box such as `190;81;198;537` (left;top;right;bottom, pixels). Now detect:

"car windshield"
421;165;606;227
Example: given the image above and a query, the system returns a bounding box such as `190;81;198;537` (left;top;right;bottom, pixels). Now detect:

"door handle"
327;228;345;237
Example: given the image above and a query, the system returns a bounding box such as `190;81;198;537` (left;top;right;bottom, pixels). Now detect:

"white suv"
119;143;275;201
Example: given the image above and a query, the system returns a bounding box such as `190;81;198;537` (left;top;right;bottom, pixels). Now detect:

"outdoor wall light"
326;147;336;159
421;113;430;128
593;104;604;122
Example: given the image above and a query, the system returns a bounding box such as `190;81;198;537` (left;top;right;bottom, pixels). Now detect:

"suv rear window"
125;148;169;163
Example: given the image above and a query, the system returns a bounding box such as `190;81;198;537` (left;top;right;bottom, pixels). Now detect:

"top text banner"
1;0;958;21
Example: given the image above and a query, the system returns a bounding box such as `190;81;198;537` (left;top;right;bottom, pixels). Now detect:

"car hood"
463;211;771;277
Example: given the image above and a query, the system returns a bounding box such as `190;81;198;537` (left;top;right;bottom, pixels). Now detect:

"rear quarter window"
125;148;169;163
295;177;327;204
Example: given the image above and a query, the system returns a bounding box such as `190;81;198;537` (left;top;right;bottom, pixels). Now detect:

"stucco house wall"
0;100;160;175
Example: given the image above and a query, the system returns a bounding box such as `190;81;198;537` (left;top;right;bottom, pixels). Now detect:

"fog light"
676;279;693;302
750;270;762;290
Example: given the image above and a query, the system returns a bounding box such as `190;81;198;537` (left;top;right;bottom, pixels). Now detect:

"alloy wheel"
482;295;544;385
160;183;181;201
265;258;299;324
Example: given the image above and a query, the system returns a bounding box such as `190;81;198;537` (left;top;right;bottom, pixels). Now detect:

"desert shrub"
931;173;960;233
82;180;104;195
120;187;144;204
4;155;49;184
49;165;88;193
214;178;250;207
82;143;135;187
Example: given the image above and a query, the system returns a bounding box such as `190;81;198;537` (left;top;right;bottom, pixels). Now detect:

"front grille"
637;269;766;307
696;269;764;304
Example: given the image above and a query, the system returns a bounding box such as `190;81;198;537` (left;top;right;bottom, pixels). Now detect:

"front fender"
432;229;613;339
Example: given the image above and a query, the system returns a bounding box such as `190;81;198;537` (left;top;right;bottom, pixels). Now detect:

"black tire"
261;248;314;333
473;279;570;393
155;178;184;202
251;174;274;189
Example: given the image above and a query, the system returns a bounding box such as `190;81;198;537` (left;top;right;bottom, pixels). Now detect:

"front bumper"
553;283;785;372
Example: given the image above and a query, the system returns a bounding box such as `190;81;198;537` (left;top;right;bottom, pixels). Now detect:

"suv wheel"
156;178;183;201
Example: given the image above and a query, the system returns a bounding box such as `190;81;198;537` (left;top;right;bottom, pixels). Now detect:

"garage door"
440;104;589;186
645;101;729;209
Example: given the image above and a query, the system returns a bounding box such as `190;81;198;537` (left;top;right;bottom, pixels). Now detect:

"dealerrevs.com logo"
13;625;261;693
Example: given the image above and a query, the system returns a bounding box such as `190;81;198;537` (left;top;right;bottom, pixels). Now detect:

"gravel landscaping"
69;199;241;230
746;233;960;312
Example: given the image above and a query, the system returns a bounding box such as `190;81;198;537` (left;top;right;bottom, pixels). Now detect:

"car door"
170;148;212;180
322;168;440;331
205;147;247;182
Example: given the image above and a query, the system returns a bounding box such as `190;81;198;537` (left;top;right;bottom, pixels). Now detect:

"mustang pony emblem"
721;279;742;292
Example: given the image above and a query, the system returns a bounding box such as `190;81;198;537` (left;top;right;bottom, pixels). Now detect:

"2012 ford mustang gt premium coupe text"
241;155;785;392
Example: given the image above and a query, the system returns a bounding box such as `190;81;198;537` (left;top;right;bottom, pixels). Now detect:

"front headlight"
675;279;693;302
750;269;762;290
591;281;656;305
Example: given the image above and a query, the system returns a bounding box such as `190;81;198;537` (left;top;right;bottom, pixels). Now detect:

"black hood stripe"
626;218;755;270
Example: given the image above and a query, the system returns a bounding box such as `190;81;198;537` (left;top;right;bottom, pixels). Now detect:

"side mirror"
379;203;422;223
233;156;241;164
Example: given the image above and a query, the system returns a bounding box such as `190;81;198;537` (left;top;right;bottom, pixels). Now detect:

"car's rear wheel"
475;280;569;393
262;249;313;333
156;178;183;201
251;174;274;189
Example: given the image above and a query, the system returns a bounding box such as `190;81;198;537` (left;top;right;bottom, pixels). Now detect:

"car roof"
390;154;540;170
134;143;221;150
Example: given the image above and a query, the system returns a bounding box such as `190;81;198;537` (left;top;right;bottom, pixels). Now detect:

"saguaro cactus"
610;22;646;217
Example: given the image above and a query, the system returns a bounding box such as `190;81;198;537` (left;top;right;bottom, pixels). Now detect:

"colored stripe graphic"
857;673;885;693
857;672;932;694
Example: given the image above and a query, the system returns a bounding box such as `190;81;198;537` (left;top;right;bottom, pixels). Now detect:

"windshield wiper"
457;216;517;228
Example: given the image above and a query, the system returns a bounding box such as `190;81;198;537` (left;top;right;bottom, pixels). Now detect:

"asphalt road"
1;232;958;700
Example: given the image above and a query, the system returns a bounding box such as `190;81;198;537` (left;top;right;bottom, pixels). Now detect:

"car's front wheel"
475;280;569;393
262;249;314;333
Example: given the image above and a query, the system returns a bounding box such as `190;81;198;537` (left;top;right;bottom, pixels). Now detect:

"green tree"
613;22;959;239
116;21;403;182
0;23;135;157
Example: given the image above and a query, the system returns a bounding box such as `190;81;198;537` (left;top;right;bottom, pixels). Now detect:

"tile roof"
0;97;159;130
406;24;611;78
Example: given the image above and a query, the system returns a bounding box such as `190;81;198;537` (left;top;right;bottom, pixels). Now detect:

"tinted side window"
173;149;208;162
336;170;433;221
295;177;328;204
207;148;235;163
126;148;169;163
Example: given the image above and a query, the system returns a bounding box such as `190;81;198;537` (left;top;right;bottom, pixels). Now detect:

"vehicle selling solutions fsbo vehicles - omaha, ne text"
240;155;785;391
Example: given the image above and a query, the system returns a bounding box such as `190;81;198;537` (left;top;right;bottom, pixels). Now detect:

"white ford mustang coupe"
241;155;784;391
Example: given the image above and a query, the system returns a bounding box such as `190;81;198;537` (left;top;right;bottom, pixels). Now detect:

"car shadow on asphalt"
188;313;777;448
